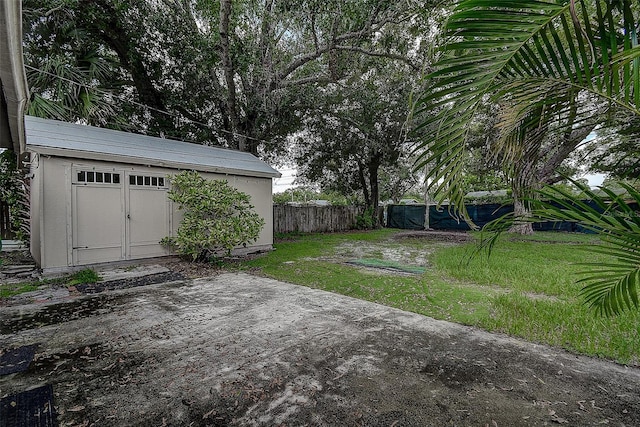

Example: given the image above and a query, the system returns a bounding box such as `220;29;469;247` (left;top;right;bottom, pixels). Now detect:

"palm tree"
22;2;122;126
25;51;118;125
415;0;639;314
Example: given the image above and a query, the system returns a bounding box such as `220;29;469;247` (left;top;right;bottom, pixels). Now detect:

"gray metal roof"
25;116;281;178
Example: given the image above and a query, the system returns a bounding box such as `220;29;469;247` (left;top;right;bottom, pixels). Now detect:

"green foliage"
415;0;640;222
22;0;123;127
0;282;40;299
0;268;100;299
464;190;512;205
587;118;640;179
164;171;265;260
538;183;640;316
460;167;509;194
414;0;640;315
481;180;640;316
294;54;427;213
68;269;100;286
22;0;421;153
355;207;376;230
0;150;28;242
273;187;352;206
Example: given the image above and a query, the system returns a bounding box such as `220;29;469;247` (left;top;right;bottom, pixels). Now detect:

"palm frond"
26;94;68;121
414;0;639;223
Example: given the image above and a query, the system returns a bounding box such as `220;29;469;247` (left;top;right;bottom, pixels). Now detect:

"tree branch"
334;45;420;71
273;13;395;86
277;75;333;88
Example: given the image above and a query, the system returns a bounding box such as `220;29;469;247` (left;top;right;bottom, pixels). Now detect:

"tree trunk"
510;195;534;235
80;0;168;128
508;145;539;235
368;153;382;227
357;162;371;209
504;92;601;235
219;0;246;151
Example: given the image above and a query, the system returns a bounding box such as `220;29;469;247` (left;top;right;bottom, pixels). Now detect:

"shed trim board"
26;117;277;272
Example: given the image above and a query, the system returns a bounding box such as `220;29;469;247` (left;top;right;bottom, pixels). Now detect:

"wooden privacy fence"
273;205;364;233
0;200;14;240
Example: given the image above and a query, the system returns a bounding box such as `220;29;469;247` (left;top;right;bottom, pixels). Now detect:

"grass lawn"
241;229;639;366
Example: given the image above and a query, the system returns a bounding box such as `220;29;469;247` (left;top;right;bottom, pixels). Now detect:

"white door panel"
72;170;124;265
128;187;170;258
71;167;171;266
126;172;171;259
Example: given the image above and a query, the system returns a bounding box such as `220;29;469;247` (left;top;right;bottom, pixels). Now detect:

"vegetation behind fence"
273;205;364;233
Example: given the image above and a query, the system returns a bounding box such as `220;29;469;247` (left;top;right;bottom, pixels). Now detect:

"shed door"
126;173;171;259
72;169;124;265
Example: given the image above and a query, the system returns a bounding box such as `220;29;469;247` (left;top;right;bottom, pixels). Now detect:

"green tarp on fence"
386;201;633;232
386;205;426;230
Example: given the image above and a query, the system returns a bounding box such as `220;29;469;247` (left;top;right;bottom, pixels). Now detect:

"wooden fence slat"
0;200;15;240
273;205;370;233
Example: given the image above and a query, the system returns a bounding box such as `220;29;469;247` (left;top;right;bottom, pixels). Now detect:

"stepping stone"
1;265;36;275
16;271;36;278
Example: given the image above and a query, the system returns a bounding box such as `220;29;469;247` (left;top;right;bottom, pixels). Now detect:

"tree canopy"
23;0;430;156
293;57;422;221
414;0;640;220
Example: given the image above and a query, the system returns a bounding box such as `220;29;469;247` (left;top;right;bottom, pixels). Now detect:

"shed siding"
29;152;42;265
33;156;274;271
39;156;71;268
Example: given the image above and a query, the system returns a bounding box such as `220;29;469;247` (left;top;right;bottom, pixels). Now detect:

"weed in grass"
1;275;69;299
483;293;640;365
432;240;608;297
68;269;100;286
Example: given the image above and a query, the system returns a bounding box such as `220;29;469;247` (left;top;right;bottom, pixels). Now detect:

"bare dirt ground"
1;272;639;426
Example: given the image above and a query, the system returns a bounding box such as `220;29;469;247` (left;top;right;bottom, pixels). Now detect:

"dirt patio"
1;272;639;426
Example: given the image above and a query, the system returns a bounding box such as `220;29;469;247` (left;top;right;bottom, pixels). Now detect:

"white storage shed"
25;116;281;273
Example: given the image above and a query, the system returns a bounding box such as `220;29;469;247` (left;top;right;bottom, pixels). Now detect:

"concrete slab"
0;273;638;426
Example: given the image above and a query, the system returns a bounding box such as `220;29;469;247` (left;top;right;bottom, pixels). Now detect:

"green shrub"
355;207;376;230
0;150;28;243
162;171;265;261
